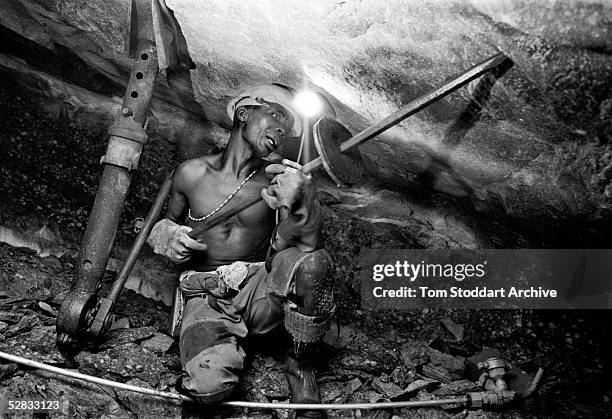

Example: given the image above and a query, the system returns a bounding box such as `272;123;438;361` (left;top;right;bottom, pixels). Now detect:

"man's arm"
261;163;321;252
166;166;191;223
147;162;208;263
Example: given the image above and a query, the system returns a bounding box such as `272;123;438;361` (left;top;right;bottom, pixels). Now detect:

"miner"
147;84;335;417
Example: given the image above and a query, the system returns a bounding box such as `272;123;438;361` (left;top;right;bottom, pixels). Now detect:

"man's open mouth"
266;135;276;148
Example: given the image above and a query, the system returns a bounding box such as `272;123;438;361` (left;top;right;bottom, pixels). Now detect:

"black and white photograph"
0;0;611;418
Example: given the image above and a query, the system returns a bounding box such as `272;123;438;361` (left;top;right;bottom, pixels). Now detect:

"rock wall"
1;0;611;247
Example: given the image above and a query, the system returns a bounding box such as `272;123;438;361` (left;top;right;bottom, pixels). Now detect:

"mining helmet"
227;84;303;138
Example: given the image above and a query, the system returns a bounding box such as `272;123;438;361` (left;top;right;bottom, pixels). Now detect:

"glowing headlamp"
293;91;323;118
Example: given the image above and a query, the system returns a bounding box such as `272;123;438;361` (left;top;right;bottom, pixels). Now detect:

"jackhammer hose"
0;351;470;410
0;351;188;401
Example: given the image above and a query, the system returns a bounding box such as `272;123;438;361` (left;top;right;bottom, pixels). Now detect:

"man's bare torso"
169;154;275;271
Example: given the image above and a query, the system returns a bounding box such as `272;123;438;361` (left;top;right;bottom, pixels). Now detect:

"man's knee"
285;249;335;347
293;249;334;316
180;341;245;404
296;249;332;279
180;319;246;404
182;375;236;405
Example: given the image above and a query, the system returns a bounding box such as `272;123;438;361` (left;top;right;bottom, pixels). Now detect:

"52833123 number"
3;399;69;414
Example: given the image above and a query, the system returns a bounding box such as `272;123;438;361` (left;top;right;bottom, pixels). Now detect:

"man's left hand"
261;161;311;210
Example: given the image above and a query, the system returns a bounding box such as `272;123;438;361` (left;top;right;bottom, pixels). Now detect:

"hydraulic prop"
56;0;162;346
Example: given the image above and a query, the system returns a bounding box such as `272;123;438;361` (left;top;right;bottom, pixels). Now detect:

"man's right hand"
148;219;208;263
167;225;208;263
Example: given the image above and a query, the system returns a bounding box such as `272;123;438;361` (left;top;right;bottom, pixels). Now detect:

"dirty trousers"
179;247;310;403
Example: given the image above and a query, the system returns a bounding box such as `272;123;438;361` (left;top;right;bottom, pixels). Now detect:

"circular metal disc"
313;117;363;186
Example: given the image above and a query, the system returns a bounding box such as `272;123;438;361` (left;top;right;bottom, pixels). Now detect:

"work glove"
147;218;207;263
261;160;321;254
261;160;313;211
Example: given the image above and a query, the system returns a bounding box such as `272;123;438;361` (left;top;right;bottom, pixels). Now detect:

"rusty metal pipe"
74;166;132;295
57;41;159;340
77;41;158;292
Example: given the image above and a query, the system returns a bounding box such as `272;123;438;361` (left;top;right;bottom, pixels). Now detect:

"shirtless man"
147;84;335;417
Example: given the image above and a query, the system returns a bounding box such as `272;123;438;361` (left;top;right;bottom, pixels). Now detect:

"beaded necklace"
187;169;258;222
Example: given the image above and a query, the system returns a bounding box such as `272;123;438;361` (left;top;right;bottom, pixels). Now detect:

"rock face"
0;0;611;249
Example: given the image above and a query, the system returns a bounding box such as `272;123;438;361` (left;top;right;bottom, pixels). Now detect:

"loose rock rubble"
1;243;611;418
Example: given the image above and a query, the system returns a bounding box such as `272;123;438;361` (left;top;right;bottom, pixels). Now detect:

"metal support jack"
56;0;160;346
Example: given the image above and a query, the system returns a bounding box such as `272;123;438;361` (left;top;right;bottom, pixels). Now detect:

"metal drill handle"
301;52;509;173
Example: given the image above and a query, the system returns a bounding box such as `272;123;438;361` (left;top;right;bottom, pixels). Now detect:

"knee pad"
285;250;335;343
293;249;335;316
284;304;335;344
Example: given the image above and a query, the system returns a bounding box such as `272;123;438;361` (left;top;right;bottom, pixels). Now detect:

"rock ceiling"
0;0;611;247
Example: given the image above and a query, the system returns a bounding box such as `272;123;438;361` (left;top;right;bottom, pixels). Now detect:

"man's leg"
237;248;335;417
283;249;335;418
179;295;248;404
